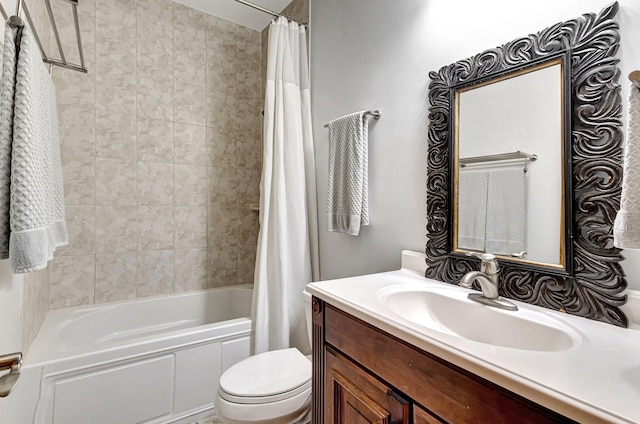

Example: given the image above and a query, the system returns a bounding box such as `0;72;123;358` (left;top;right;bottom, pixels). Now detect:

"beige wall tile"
21;265;50;354
58;105;96;160
208;167;237;209
207;49;236;94
96;110;137;159
207;125;236;169
237;250;256;284
175;47;206;87
96;0;136;26
237;208;259;249
206;89;236;131
96;158;137;205
208;246;238;287
175;248;208;292
138;161;174;206
56;205;95;256
95;205;137;253
95;253;137;303
236;97;262;138
137;0;173;24
174;3;206;50
62;156;95;205
50;255;95;309
175;164;207;206
53;66;95;109
236;132;261;171
95;72;137;115
237;169;260;207
175;206;208;249
137;75;174;121
207;14;238;45
49;2;270;306
137;118;174;163
174;81;207;125
138;36;174;82
208;206;237;248
96;18;136;76
139;206;175;250
138;250;175;297
174;123;207;166
236;29;261;98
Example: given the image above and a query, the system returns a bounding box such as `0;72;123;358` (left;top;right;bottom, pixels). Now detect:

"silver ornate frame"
425;2;628;327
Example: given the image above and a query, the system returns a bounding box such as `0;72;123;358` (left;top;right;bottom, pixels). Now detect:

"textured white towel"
485;168;527;255
458;169;488;251
614;84;640;248
0;23;67;273
327;111;368;235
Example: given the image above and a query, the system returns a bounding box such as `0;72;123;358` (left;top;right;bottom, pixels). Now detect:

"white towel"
327;111;369;235
614;84;640;248
485;168;527;255
0;22;68;273
458;169;488;251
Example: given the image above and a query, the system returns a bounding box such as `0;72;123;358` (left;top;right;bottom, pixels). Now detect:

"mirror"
454;59;564;267
425;2;629;327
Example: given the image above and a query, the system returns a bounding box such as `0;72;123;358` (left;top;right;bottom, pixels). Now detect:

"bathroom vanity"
313;299;571;423
306;264;640;424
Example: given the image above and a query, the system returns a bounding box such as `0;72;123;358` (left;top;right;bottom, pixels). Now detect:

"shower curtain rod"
232;0;308;27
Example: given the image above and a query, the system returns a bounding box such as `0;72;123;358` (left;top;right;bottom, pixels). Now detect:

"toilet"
214;291;313;424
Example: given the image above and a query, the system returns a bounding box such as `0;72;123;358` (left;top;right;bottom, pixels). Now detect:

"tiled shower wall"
50;0;262;308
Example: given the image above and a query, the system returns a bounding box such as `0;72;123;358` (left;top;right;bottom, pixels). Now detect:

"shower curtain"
252;17;319;355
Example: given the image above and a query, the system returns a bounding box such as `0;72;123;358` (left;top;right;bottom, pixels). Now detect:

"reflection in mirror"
454;60;564;267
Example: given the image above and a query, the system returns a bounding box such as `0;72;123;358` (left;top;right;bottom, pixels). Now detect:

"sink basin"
378;285;583;352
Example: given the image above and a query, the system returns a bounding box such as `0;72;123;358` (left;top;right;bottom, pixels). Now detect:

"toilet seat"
218;348;312;405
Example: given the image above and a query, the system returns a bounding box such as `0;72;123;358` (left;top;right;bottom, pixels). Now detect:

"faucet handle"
465;251;499;274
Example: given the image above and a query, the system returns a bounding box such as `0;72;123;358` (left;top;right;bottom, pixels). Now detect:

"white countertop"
307;259;640;423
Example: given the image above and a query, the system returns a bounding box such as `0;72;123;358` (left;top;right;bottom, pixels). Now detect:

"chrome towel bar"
459;150;538;167
0;0;87;73
323;109;382;128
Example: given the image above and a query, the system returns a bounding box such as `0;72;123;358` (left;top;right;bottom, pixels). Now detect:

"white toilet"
214;291;313;424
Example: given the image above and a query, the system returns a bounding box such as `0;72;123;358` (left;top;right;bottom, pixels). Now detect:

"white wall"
310;0;640;291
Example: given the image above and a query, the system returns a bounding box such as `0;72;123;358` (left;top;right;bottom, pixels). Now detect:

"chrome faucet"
459;252;518;311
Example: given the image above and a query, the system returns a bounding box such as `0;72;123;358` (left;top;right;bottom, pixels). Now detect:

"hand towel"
457;169;488;251
485;168;527;255
0;22;68;273
327;111;369;235
614;84;640;248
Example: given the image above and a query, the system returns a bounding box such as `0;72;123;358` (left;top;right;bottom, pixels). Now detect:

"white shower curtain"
252;17;319;355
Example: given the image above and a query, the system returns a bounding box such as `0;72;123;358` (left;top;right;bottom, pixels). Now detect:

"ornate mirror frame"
425;2;628;327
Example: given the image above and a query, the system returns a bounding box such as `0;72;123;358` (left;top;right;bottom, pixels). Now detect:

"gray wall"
310;0;640;291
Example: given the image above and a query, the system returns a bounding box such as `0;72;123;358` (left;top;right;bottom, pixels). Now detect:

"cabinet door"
414;405;444;424
325;349;410;424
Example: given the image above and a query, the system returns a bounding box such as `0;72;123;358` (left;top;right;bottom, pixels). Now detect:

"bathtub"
15;285;253;424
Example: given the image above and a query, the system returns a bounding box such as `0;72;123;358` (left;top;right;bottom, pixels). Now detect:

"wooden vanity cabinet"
312;297;575;424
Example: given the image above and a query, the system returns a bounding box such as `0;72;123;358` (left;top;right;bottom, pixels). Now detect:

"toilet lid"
219;348;311;404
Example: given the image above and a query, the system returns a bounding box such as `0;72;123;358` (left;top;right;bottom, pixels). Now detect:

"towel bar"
0;0;87;73
323;110;381;128
459;150;538;167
